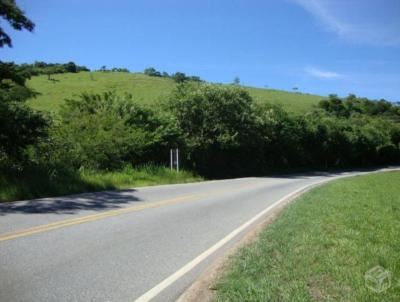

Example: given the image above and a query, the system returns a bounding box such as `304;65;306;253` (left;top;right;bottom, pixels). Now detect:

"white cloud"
305;67;343;79
293;0;348;35
291;0;400;46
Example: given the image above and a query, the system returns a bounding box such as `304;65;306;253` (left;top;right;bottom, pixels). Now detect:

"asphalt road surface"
0;168;395;302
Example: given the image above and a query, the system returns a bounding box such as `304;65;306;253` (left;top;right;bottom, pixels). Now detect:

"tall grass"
0;164;202;202
80;164;202;189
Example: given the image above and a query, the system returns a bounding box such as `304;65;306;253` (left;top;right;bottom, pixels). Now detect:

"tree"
0;62;48;163
0;3;48;165
233;77;240;85
0;0;35;47
56;92;180;170
144;67;161;77
318;94;349;118
171;72;187;83
188;76;201;82
168;84;260;176
65;61;77;73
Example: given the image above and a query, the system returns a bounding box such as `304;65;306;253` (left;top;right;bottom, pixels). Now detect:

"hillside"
26;72;324;114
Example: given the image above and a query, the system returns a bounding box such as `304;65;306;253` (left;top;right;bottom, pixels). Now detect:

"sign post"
170;148;179;172
170;149;173;170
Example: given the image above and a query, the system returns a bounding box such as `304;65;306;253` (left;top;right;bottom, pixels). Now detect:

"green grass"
27;72;175;113
215;171;400;301
0;165;202;202
244;85;323;114
26;72;324;114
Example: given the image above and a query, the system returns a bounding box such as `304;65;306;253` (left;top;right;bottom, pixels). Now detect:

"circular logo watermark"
365;266;392;293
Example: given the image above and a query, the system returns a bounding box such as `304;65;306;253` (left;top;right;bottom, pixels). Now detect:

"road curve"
0;168;396;302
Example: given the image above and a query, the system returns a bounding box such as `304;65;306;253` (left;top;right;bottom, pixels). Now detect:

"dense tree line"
97;66;129;72
144;67;202;83
319;94;400;122
17;61;90;77
167;85;400;176
1;1;399;180
4;82;398;179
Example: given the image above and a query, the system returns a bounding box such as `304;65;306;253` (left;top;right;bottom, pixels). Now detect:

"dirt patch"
307;274;351;302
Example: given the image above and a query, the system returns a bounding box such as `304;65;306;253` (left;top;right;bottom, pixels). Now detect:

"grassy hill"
26;72;324;114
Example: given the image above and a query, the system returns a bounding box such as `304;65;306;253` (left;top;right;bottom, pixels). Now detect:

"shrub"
168;83;261;176
54;91;181;170
0;61;49;165
168;84;400;176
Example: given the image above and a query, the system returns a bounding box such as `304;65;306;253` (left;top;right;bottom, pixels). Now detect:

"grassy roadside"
215;171;400;301
0;165;202;202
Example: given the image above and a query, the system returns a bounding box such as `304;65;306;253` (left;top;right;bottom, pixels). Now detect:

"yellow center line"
0;182;265;243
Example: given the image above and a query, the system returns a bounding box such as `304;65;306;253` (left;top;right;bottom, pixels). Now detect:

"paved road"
0;168;395;302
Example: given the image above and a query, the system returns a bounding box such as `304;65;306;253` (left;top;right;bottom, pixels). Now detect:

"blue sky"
2;0;400;101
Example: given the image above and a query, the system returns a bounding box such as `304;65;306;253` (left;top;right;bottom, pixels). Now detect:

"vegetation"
25;71;323;113
55;91;180;170
0;164;201;202
2;4;398;301
2;71;400;200
17;61;90;77
1;2;399;201
0;3;199;203
319;93;400;122
168;84;261;177
26;72;174;112
215;171;400;301
143;66;202;83
0;3;48;164
97;65;129;73
2;77;400;199
233;76;240;85
0;0;34;47
167;83;400;177
0;62;49;164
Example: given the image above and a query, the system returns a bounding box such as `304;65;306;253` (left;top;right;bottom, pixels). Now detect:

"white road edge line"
134;168;397;302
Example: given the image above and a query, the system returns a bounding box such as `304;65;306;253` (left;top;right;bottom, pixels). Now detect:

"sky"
1;0;400;101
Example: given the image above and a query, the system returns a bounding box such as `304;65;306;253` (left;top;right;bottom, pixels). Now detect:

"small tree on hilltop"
65;61;77;73
172;72;187;83
144;67;161;77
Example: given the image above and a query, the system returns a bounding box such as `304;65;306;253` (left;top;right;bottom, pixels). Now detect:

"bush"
143;67;202;82
168;83;262;176
3;66;399;184
168;84;400;176
54;91;181;170
171;72;187;83
318;94;400;122
0;61;49;165
144;67;161;77
17;61;90;77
